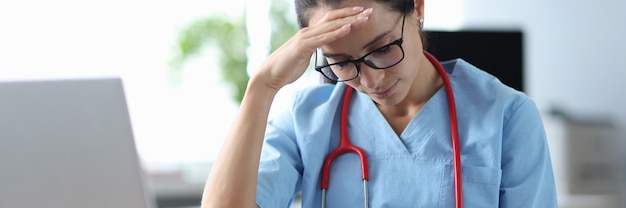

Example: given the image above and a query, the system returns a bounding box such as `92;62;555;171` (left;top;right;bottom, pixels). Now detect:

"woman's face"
309;0;424;106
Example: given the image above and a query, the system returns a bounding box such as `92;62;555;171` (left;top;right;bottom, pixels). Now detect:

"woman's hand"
201;7;371;207
256;6;373;91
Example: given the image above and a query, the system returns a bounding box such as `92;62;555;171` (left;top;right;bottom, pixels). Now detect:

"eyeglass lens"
318;43;403;81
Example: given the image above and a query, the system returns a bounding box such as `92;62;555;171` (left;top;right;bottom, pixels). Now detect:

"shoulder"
290;83;347;112
268;83;346;126
444;58;532;114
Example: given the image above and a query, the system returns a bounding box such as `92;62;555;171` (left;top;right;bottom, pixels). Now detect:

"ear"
412;0;425;23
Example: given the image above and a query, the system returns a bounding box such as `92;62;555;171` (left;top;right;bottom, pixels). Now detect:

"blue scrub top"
256;59;558;207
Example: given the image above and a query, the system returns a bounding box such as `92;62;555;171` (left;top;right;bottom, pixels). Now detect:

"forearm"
200;7;373;207
201;75;278;208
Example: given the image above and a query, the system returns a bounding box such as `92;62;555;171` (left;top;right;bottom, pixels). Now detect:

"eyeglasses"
314;12;407;82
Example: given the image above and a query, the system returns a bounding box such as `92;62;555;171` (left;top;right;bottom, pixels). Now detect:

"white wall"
459;0;626;128
0;0;243;166
457;0;626;206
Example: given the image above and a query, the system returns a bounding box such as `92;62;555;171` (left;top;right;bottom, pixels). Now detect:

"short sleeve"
499;98;558;207
256;108;303;208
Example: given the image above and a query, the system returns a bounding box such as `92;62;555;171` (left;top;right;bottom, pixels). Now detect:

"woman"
202;0;558;207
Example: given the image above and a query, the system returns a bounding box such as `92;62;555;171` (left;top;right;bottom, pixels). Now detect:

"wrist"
244;74;280;102
248;66;285;94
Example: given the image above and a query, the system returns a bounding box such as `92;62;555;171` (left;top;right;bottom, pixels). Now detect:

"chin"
371;96;401;106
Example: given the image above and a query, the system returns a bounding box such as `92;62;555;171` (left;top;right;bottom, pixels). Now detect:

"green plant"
170;0;298;104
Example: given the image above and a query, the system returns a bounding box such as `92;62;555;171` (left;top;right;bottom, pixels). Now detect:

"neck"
377;52;444;117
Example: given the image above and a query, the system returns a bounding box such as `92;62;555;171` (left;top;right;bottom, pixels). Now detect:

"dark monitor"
424;30;524;92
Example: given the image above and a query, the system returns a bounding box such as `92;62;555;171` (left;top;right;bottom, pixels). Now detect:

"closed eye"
331;61;352;69
373;45;393;55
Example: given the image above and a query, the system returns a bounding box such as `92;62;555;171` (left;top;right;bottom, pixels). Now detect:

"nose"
358;64;385;89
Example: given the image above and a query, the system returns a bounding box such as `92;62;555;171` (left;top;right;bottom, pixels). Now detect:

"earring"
419;18;424;29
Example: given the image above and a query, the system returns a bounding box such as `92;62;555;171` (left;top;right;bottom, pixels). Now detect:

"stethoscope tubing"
321;86;369;208
320;51;463;208
425;51;463;208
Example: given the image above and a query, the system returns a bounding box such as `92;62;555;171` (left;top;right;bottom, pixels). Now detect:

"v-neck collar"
344;86;446;157
339;59;458;158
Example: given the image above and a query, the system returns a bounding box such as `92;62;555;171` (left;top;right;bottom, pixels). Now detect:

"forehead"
307;1;395;26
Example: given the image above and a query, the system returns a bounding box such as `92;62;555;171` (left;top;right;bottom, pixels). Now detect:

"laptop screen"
0;77;156;208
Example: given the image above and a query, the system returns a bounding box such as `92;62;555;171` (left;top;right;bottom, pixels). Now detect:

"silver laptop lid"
0;77;155;208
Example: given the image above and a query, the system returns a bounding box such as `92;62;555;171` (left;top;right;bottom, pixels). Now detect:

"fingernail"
357;16;369;21
342;24;351;29
363;8;373;14
353;6;364;11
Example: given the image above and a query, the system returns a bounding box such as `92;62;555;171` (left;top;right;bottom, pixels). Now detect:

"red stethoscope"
320;51;463;208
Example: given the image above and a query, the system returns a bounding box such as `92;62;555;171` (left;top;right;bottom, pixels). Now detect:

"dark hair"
295;0;415;28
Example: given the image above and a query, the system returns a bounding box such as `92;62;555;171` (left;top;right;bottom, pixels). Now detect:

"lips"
369;81;398;100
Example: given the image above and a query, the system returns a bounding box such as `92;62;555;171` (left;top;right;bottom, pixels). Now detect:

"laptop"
0;77;156;208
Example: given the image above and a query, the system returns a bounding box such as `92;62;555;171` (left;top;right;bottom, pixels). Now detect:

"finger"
300;9;372;49
306;23;353;47
299;7;372;44
311;7;373;32
274;7;372;66
317;6;368;23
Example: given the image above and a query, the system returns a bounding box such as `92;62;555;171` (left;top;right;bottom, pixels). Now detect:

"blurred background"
1;0;624;207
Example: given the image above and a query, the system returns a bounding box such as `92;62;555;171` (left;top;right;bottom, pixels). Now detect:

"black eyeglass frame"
314;11;407;82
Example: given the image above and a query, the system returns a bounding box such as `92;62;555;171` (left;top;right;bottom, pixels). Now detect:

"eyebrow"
322;30;392;58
